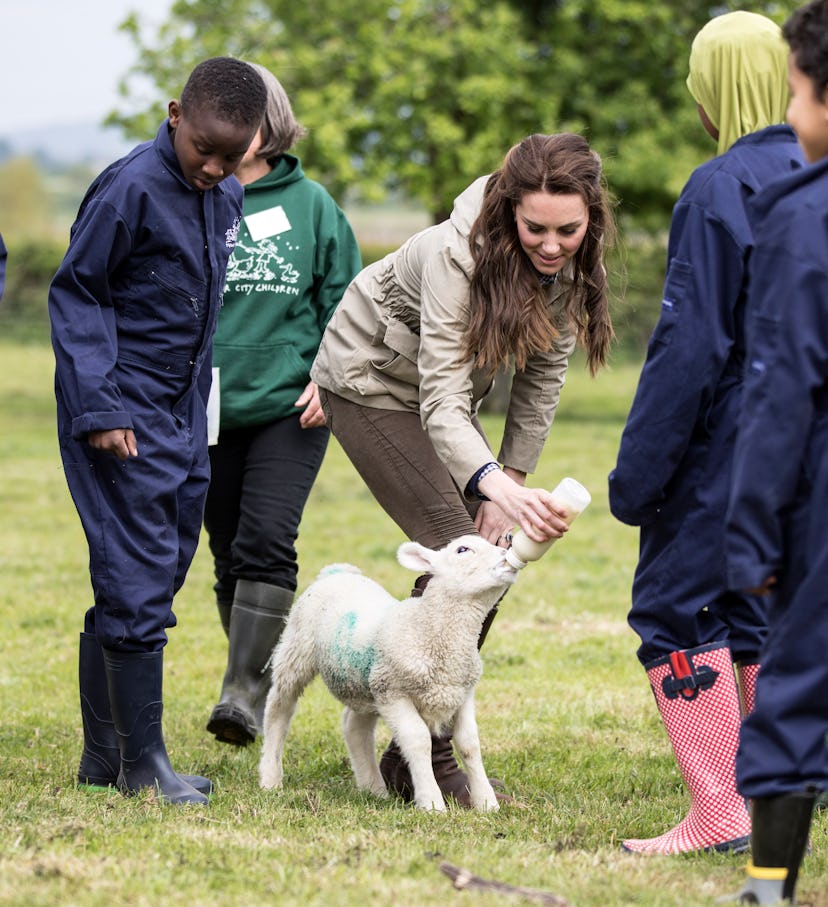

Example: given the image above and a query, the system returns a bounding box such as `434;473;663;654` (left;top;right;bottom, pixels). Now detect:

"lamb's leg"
342;707;387;798
451;693;498;811
258;642;316;790
380;699;445;811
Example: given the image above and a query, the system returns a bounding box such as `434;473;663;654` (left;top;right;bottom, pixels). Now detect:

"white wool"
258;534;518;811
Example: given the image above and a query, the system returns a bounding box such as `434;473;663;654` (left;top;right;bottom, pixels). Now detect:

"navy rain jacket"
726;154;828;798
608;125;803;663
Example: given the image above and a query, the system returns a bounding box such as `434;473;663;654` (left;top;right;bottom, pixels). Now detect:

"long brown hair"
467;133;615;376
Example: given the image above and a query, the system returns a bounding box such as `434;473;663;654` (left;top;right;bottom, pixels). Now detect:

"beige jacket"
311;175;577;493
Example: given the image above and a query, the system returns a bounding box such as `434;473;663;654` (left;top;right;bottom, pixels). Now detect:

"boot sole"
621;834;750;855
78;775;214;796
206;710;257;746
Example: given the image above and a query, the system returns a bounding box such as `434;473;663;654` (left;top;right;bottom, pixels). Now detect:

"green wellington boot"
207;580;293;745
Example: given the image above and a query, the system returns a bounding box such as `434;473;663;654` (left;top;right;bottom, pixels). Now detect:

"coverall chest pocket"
149;265;206;319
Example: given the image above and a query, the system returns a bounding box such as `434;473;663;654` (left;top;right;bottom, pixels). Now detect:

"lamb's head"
396;534;518;600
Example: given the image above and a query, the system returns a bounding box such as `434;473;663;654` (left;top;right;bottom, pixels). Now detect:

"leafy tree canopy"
110;0;800;226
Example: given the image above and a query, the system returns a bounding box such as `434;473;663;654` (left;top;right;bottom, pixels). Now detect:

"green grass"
0;341;825;907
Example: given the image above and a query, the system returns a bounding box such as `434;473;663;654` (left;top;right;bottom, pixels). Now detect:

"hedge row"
0;236;666;357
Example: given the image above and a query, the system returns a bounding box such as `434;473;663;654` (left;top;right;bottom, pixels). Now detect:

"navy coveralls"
608;126;803;666
49;121;243;652
727;156;828;799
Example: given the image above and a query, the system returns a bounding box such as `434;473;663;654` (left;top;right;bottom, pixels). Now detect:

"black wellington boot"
77;633;212;795
103;647;208;805
77;632;125;791
207;580;293;746
734;792;816;904
216;601;232;639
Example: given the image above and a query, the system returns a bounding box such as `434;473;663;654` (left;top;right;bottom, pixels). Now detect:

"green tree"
113;0;541;220
111;0;800;226
506;0;800;228
0;157;53;239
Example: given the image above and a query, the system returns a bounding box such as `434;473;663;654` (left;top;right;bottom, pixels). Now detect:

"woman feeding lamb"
310;131;617;805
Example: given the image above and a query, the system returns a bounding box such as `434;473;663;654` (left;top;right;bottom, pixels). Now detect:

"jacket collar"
154;118;230;197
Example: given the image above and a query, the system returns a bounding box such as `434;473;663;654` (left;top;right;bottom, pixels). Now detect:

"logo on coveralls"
225;216;242;250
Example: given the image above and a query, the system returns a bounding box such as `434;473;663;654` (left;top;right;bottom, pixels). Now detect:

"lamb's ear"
396;541;435;573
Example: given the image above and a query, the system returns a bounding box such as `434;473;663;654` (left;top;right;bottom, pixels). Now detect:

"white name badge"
245;205;292;241
207;367;220;445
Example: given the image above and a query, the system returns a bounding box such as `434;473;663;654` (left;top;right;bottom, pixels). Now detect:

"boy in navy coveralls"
724;1;828;901
49;57;267;805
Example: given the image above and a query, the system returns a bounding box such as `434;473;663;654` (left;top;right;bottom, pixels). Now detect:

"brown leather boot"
380;734;509;806
379;739;415;800
379;736;465;805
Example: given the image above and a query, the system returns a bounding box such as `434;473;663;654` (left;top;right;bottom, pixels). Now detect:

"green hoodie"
213;154;361;429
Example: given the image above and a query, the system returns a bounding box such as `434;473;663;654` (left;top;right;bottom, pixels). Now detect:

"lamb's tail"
316;563;362;579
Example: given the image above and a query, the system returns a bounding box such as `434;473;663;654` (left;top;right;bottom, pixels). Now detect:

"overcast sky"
0;0;174;134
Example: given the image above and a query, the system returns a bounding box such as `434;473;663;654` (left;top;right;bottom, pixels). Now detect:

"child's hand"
87;428;138;460
295;381;326;428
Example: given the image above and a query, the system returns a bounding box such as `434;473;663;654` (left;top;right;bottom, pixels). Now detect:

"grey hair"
246;62;307;158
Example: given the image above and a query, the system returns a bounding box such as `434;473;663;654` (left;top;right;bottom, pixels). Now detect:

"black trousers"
204;414;329;602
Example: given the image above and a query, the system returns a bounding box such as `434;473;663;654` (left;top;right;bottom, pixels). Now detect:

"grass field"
0;340;825;907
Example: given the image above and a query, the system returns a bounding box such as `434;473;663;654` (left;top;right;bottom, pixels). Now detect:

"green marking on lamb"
329;611;376;690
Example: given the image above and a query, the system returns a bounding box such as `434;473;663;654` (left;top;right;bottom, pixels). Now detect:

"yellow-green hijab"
687;11;789;156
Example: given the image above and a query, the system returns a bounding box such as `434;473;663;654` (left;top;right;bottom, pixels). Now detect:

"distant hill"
0;122;135;168
0;121;430;247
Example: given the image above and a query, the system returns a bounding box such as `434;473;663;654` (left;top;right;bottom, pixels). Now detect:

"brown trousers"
318;389;480;549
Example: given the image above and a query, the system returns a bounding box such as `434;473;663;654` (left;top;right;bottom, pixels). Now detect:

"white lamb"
258;534;518;811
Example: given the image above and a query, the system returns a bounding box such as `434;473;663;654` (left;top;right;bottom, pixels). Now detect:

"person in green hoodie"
204;63;362;746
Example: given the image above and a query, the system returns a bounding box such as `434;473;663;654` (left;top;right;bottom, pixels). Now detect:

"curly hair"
180;57;267;130
467;133;616;377
784;0;828;98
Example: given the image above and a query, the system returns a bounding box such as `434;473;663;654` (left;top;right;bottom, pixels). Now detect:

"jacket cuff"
71;410;134;441
466;461;500;501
